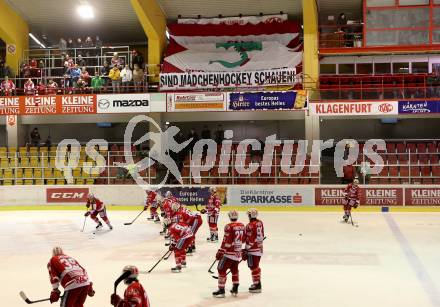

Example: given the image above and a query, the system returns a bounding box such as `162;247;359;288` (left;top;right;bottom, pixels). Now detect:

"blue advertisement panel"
398;100;440;114
228;91;306;111
158;187;210;205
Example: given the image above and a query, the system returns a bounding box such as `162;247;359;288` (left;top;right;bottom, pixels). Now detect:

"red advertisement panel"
405;188;440;206
315;187;403;206
58;95;97;114
46;188;89;203
0;97;20;115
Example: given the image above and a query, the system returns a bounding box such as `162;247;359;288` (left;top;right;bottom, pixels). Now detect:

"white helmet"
209;187;217;194
165;191;173;198
247;208;258;219
52;246;64;256
353;178;359;185
171;202;181;212
228;210;239;221
122;265;139;284
87;193;94;200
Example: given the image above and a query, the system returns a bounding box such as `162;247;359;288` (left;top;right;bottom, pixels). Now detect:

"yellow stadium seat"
3;179;12;185
9;157;18;167
29;146;39;152
15;169;23;178
40;157;49;167
43;168;53;179
46;179;55;185
56;179;65;185
24;169;33;179
76;179;85;185
34;169;42;178
21;158;30;167
8;147;17;154
35;179;44;185
54;169;64;178
49;158;56;167
39;147;48;153
73;169;81;178
3;169;13;179
30;158;39;167
24;179;33;185
0;158;9;168
19;147;28;155
0;147;7;158
86;179;95;185
15;179;23;185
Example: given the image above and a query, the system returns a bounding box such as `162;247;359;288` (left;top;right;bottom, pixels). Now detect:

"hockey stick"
141;250;172;274
208;259;218;274
80;216;87;232
349;212;359;227
195;204;203;213
114;271;131;295
19;291;61;304
124;209;145;226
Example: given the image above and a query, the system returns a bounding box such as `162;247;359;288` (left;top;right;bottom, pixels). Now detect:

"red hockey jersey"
245;219;265;256
169;222;194;244
47;254;90;291
344;183;360;201
117;281;150;307
87;198;104;212
145;191;157;206
221;222;245;261
206;194;221;215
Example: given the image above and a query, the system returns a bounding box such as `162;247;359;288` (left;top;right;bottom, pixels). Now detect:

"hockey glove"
88;283;95;297
50;289;60;303
200;209;207;214
110;294;121;306
84;211;91;217
241;249;248;261
216;249;225;260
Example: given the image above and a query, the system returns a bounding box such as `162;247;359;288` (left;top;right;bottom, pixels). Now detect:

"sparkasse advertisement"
227;186;314;206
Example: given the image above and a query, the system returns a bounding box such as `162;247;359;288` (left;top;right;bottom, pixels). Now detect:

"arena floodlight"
77;4;94;19
29;33;46;48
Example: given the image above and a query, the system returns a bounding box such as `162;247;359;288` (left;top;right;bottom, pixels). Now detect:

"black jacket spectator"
30;128;41;147
132;50;144;69
201;125;211;139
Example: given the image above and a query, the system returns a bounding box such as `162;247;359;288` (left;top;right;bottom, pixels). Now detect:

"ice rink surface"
1;210;440;307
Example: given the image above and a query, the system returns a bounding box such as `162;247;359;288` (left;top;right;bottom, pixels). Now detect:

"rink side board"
0;185;440;212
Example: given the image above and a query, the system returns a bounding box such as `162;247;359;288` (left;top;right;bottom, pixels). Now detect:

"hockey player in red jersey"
213;210;245;298
170;202;203;254
47;247;95;307
243;208;264;293
85;193;113;230
111;265;150;307
201;187;221;242
167;221;195;273
144;190;160;223
343;178;360;222
159;191;176;236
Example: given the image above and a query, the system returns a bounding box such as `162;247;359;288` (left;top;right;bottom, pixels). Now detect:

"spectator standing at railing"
109;65;121;93
67;38;74;49
80;67;91;85
44;136;52;147
215;124;224;144
0;62;12;79
132;50;144;69
83;36;93;48
91;71;105;93
29;58;38;69
76;38;83;49
95;36;102;48
111;52;124;69
132;64;144;92
121;64;133;92
30;128;41;147
37;81;46;95
59;38;67;53
46;79;58;95
70;64;81;89
201;125;211;139
1;76;15;96
77;55;87;67
24;78;36;95
20;63;31;79
100;62;110;90
64;54;74;68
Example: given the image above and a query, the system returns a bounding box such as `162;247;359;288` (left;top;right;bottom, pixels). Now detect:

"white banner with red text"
309;101;398;116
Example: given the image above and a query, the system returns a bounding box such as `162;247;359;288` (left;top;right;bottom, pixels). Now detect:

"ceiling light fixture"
29;33;46;48
77;4;94;19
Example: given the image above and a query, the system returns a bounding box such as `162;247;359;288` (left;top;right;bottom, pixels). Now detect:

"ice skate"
212;288;225;298
230;284;239;297
249;282;262;293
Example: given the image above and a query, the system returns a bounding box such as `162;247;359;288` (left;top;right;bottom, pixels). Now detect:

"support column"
6;115;23;148
302;0;320;152
0;0;29;76
130;0;166;82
